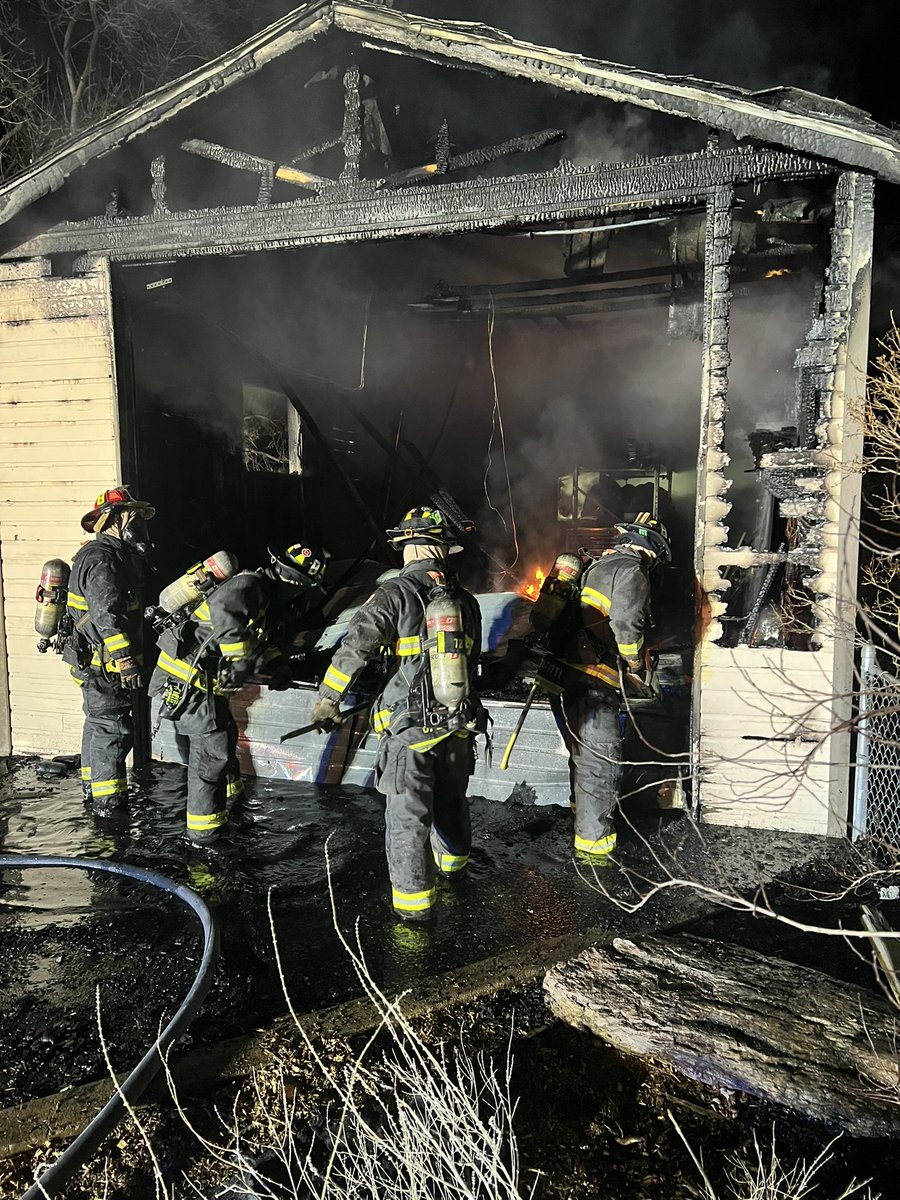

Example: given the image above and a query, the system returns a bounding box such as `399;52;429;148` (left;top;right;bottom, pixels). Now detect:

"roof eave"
335;3;900;185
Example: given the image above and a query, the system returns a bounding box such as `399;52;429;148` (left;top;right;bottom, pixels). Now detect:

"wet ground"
0;753;870;1115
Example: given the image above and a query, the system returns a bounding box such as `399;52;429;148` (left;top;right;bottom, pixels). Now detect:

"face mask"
121;516;152;556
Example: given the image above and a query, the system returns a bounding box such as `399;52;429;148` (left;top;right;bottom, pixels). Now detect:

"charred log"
544;934;900;1137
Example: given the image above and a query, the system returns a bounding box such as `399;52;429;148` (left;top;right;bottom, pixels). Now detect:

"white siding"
0;257;120;755
697;644;838;835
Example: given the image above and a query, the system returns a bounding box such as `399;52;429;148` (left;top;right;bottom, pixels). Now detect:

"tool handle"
279;698;371;743
499;682;539;770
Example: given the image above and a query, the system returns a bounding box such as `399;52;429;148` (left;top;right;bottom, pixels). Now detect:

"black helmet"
385;507;462;554
269;543;327;587
615;514;672;565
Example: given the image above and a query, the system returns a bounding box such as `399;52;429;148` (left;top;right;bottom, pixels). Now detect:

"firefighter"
310;508;484;923
150;544;326;845
65;487;155;815
550;514;671;862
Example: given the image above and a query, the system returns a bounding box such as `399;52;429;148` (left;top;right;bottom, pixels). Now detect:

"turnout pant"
170;689;243;841
377;734;474;916
80;672;133;809
560;689;621;856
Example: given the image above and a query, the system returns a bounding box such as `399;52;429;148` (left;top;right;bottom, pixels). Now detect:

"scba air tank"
158;551;238;614
34;559;70;648
425;581;470;711
529;553;584;634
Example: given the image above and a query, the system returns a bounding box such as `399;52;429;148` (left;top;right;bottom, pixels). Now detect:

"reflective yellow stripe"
373;708;392;733
396;636;422;656
392;885;436;912
195;602;211;622
569;662;619;688
323;664;351;695
581;587;611;614
219;640;249;658
80;766;91;781
158;649;201;685
617;639;643;657
408;730;454;752
434;850;469;873
435;630;466;653
67;592;89;611
574;832;617;856
103;632;131;653
70;667;85;686
226;779;244;799
91;778;125;798
186;810;227;831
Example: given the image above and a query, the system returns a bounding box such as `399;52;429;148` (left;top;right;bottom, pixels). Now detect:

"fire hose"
0;855;219;1200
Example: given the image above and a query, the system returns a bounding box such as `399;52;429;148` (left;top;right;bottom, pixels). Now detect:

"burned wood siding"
695;173;874;835
0;258;120;754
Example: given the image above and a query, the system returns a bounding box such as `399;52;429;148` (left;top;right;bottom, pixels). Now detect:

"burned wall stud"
150;156;168;217
340;63;362;185
695;182;735;637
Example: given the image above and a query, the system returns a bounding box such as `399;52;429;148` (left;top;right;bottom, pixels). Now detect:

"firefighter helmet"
615;514;672;564
81;486;155;533
269;543;327;587
385;507;462;553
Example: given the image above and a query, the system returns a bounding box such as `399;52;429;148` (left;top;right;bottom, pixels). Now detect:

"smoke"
116;6;844;578
565;104;704;167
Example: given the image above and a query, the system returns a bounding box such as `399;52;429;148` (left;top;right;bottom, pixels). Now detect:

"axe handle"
499;681;540;770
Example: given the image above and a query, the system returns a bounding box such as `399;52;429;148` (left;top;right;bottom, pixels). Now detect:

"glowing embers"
521;567;546;601
764;268;793;278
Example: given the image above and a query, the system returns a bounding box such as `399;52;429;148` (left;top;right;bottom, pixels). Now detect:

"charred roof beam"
383;127;565;187
2;145;834;263
181;139;330;200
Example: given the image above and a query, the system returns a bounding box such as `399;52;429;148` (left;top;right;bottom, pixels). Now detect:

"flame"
522;566;545;601
765;268;792;279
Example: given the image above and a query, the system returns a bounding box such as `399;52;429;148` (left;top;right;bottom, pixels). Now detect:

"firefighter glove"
219;658;252;690
117;656;142;690
311;695;342;731
264;662;294;691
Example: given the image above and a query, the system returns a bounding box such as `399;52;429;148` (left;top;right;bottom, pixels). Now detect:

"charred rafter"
383;127;565;187
286;135;342;166
181;139;330;197
409;255;815;318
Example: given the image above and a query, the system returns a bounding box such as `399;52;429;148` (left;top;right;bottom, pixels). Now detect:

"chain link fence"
853;643;900;847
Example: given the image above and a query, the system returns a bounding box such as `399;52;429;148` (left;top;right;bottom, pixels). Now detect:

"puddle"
0;756;857;1106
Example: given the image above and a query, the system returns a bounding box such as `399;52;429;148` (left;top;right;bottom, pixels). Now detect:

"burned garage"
0;1;883;832
1;2;899;1197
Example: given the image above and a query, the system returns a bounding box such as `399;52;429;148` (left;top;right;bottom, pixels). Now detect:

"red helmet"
81;486;155;533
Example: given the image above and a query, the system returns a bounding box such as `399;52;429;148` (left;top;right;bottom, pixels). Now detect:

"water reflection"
3;755;775;1104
